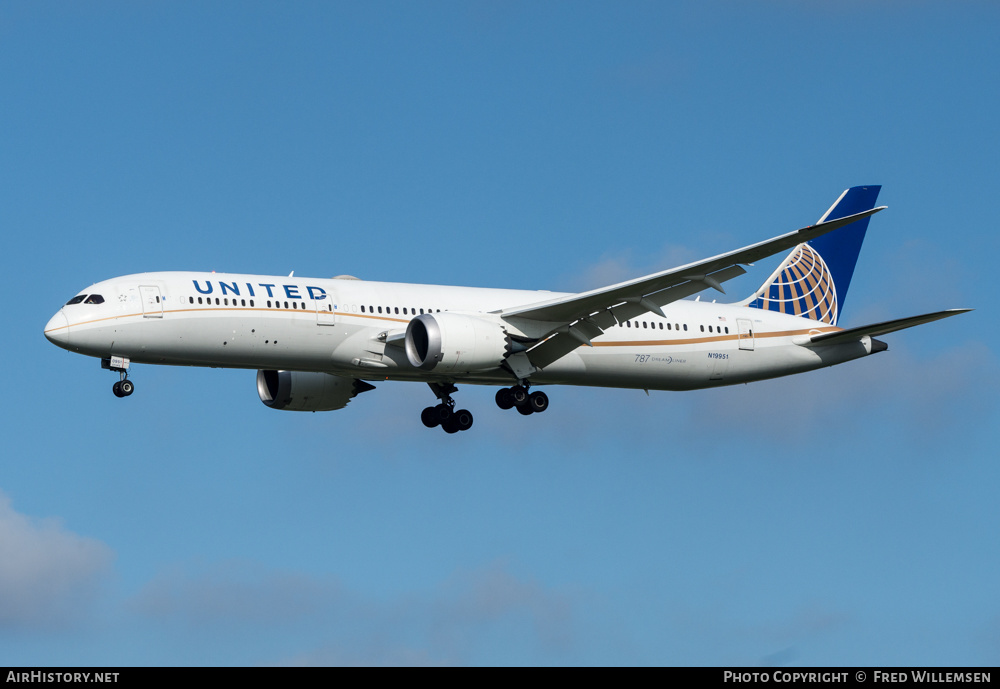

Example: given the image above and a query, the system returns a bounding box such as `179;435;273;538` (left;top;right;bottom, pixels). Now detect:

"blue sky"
2;1;998;666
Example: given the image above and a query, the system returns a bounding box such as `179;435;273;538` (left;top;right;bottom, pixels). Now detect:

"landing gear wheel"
453;409;474;432
510;385;528;406
421;406;440;428
434;403;452;425
517;404;533;416
442;417;461;434
528;390;548;413
112;381;123;397
495;388;515;410
119;379;134;396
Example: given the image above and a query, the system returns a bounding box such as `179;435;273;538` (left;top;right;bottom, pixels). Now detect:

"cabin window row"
185;296;443;316
182;296;732;335
623;320;730;334
359;305;440;316
189;296;256;307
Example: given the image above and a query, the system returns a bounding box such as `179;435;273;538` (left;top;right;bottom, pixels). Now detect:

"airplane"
44;186;969;433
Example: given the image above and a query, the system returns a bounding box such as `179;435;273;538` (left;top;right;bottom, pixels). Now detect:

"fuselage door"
737;318;754;351
315;292;337;326
140;285;163;318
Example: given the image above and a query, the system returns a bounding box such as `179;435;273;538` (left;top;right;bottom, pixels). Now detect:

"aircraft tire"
454;409;474;431
529;390;548;413
495;388;515;410
112;381;123;398
516;404;533;416
120;380;134;396
421;406;440;428
442;417;460;433
511;385;528;406
435;403;452;424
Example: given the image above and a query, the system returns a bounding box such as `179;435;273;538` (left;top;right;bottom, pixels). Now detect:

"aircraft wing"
805;309;972;347
501;206;886;369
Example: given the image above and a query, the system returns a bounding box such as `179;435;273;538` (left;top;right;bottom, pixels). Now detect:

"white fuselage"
44;271;876;391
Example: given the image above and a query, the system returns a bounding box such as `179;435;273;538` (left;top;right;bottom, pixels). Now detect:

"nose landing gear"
103;356;134;398
112;377;134;398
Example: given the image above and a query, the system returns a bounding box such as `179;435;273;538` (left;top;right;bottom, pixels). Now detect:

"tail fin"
742;185;881;325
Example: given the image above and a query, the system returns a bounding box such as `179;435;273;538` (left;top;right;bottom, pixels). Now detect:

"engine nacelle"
405;312;511;373
256;370;374;412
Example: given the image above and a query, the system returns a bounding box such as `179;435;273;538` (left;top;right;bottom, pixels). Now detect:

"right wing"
501;206;886;370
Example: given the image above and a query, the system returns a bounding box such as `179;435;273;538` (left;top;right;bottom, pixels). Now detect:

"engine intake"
257;370;375;412
405;312;511;373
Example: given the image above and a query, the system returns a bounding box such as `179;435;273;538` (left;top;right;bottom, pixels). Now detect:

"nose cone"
44;310;71;348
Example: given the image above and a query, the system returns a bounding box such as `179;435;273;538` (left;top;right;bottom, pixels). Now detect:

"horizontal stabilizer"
806;309;972;347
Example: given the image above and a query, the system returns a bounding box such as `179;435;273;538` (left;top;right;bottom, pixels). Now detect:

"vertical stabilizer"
743;185;881;325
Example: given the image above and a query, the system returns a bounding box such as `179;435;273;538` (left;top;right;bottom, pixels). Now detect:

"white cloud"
133;558;576;666
129;560;340;625
0;491;114;630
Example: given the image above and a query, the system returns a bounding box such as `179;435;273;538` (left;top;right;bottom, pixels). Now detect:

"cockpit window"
66;295;87;305
84;294;105;304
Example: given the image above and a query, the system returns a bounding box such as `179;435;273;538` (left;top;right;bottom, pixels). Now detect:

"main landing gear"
495;384;548;415
421;383;474;433
103;356;134;398
419;382;549;433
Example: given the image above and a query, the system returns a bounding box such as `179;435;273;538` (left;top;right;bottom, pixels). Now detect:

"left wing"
502;206;885;369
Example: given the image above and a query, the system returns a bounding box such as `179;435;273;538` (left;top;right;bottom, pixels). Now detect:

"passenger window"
395;307;399;314
700;325;705;332
224;298;229;306
683;324;688;331
725;327;729;334
85;294;105;304
659;323;663;330
189;297;194;304
242;299;246;306
378;306;382;314
284;301;289;309
215;298;220;305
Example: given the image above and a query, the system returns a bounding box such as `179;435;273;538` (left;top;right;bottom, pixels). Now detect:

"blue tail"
743;185;881;325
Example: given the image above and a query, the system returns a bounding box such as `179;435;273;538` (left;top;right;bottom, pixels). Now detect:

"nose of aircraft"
44;310;71;348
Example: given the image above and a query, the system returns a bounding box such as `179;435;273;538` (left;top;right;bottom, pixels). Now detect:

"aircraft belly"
540;345;706;391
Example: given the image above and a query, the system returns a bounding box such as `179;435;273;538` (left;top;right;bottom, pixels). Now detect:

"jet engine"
256;370;375;412
404;312;511;373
